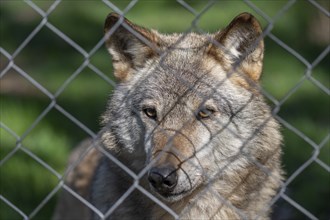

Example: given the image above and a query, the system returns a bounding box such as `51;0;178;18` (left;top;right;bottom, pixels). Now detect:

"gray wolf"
53;12;283;220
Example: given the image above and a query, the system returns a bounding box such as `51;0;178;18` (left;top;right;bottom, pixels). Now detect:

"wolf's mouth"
152;187;190;201
163;191;188;198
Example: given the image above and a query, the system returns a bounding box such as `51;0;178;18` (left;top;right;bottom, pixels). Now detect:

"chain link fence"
1;0;329;219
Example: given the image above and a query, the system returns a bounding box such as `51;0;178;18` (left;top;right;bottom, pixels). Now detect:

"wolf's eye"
143;107;157;120
197;108;214;119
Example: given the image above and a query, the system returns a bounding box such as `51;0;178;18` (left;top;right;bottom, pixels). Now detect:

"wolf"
53;12;283;220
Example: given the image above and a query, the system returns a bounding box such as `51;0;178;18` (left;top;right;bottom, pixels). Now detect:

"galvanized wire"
0;0;329;219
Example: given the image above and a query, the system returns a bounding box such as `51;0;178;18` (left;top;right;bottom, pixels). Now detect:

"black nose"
148;166;178;193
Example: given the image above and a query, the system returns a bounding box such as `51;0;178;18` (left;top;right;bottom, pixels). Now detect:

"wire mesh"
1;0;329;220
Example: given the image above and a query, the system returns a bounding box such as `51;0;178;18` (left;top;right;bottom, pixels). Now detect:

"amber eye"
143;107;157;120
197;108;214;119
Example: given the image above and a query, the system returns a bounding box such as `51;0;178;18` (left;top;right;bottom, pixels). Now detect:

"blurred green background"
1;0;329;219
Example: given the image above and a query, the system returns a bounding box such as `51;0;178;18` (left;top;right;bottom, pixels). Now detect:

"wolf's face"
134;60;224;201
102;13;274;202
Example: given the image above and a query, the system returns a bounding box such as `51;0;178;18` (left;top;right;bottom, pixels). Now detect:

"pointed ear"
210;13;264;81
104;13;160;81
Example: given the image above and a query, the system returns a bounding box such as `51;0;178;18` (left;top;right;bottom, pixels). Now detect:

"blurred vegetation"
1;1;329;220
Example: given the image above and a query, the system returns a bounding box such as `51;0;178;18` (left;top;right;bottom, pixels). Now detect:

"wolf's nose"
148;166;178;192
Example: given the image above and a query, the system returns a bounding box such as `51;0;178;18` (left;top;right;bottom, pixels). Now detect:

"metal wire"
0;0;329;219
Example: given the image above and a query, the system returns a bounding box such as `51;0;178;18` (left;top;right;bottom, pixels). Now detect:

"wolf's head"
101;13;281;203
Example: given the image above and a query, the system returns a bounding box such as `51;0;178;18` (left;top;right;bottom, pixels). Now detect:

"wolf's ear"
210;13;264;81
104;13;160;81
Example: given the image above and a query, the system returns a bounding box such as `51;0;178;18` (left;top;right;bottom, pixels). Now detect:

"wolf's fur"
53;12;283;220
